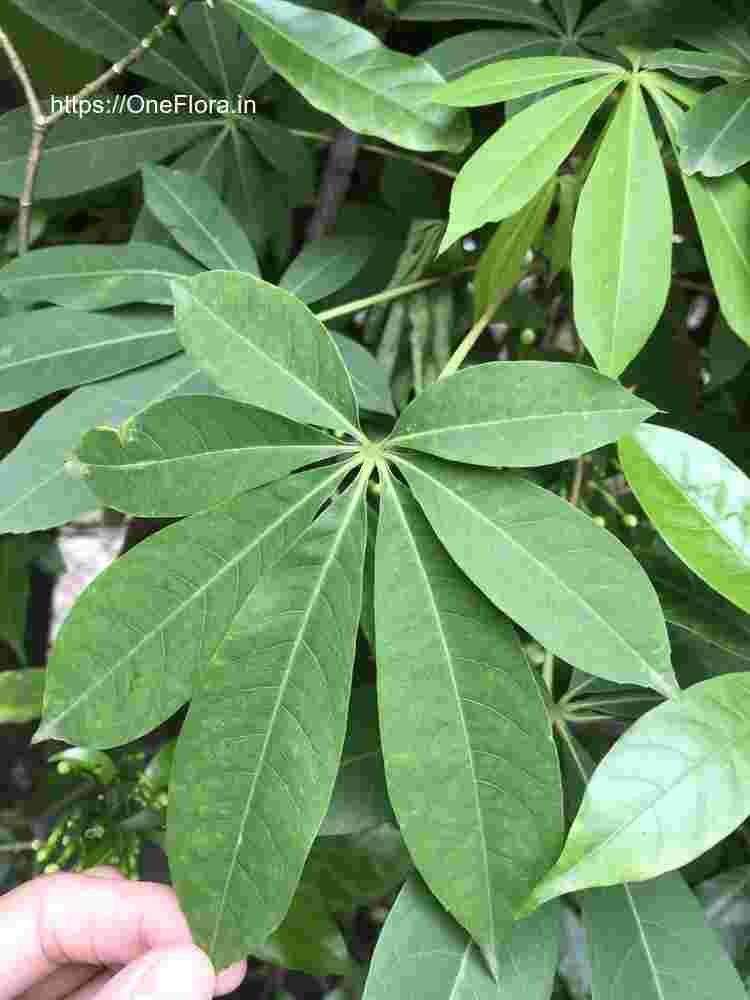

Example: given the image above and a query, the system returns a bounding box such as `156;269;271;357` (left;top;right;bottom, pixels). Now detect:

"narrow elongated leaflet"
572;77;672;377
396;453;676;696
362;876;560;1000
168;470;368;968
678;82;750;177
220;0;471;153
433;56;619;106
0;243;201;310
0;108;220;199
620;426;750;613
644;84;750;348
388;362;656;467
279;235;375;305
330;335;395;417
473;179;557;320
75;395;347;516
642;49;747;80
582;875;746;1000
424;29;555;82
375;473;563;972
34;464;350;749
0;355;218;534
439;74;619;253
142;165;260;274
523;673;750;909
399;0;559;31
172;270;362;438
0;308;178;411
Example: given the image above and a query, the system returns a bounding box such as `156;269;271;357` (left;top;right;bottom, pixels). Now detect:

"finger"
65;970;116;1000
92;947;215;1000
17;964;101;1000
215;959;247;996
80;867;127;881
0;873;195;1000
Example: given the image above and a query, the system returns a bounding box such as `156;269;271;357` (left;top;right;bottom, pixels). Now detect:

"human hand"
0;866;246;1000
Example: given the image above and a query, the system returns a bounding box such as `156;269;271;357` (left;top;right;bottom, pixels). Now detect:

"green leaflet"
523;674;750;909
75;395;347;517
642;48;748;80
0;308;179;411
375;474;563;971
0;354;218;535
220;0;471;153
362;876;560;1000
439;74;619;253
473;179;557;320
280;235;376;305
320;685;392;837
395;453;676;697
172;270;362;438
34;464;350;749
330;335;396;418
9;0;215;95
0;243;201;310
399;0;559;31
306;822;413;914
433;56;618;106
644;83;750;349
572;77;673;377
141;165;259;274
0;108;220;199
253;874;353;976
696;865;750;960
620;426;750;614
179;2;248;96
545;174;578;278
425;30;554;82
678;82;750;177
0;670;46;724
168;470;368;968
388;362;656;467
582;875;746;1000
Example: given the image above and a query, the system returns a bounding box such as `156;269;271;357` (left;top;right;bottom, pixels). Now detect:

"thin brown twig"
0;1;194;254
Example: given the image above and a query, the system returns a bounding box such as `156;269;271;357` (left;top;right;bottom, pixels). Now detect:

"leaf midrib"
209;469;366;954
182;280;363;440
389;404;653;446
397;455;674;696
0;326;176;373
84;442;348;472
624;884;667;1000
383;469;495;957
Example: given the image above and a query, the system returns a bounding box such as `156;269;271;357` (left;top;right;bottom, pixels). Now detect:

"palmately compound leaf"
439;74;619;254
168;469;368;969
75;395;348;516
172;270;362;438
387;362;656;468
572;76;673;378
363;875;560;1000
375;473;563;973
34;464;350;749
433;56;619;106
523;673;750;910
141;164;260;274
0;307;178;412
396;453;677;697
620;426;750;614
220;0;471;153
0;243;201;309
582;874;746;1000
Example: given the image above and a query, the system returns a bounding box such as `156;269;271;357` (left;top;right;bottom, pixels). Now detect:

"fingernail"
129;947;215;1000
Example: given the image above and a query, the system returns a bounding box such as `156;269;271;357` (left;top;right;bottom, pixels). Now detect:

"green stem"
558;676;597;706
315;269;473;324
640;71;701;108
439;293;500;378
554;718;593;782
290;128;459;179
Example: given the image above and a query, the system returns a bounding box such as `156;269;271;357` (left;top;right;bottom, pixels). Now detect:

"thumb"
98;946;216;1000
